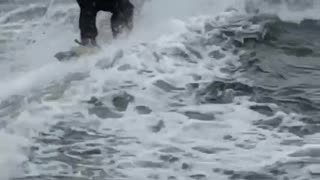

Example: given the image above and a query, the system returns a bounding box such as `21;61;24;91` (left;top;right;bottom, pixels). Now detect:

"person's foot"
76;38;98;47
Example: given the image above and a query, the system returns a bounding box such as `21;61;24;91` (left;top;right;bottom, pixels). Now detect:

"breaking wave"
0;0;320;180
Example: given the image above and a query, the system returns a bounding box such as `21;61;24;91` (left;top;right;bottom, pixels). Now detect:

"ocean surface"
0;0;320;180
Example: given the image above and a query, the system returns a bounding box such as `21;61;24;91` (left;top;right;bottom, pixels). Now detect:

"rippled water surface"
1;0;320;180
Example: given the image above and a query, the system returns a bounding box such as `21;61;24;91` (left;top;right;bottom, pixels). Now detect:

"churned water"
0;0;320;180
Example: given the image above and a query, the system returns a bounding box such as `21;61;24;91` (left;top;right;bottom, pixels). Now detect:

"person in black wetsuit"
76;0;134;46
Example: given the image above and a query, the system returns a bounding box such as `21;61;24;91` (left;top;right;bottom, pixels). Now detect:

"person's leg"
77;0;98;46
110;13;122;38
110;0;134;38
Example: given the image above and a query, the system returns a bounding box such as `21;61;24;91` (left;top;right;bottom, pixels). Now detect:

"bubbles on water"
1;1;319;180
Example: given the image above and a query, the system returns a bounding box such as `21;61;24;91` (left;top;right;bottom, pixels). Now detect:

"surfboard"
54;40;101;61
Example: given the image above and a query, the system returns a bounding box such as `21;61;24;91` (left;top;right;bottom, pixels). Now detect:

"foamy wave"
245;0;320;22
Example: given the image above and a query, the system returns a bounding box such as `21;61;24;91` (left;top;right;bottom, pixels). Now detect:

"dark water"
243;17;320;130
236;16;320;180
208;14;320;134
189;15;320;179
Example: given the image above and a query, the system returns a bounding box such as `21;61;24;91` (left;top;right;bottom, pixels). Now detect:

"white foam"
0;131;30;180
0;0;312;179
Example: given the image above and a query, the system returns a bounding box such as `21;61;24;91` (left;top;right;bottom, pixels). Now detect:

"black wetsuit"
76;0;134;46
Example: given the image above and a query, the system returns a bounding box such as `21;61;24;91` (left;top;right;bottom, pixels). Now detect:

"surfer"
76;0;134;46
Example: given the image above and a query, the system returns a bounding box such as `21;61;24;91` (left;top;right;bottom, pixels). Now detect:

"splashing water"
0;0;320;180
